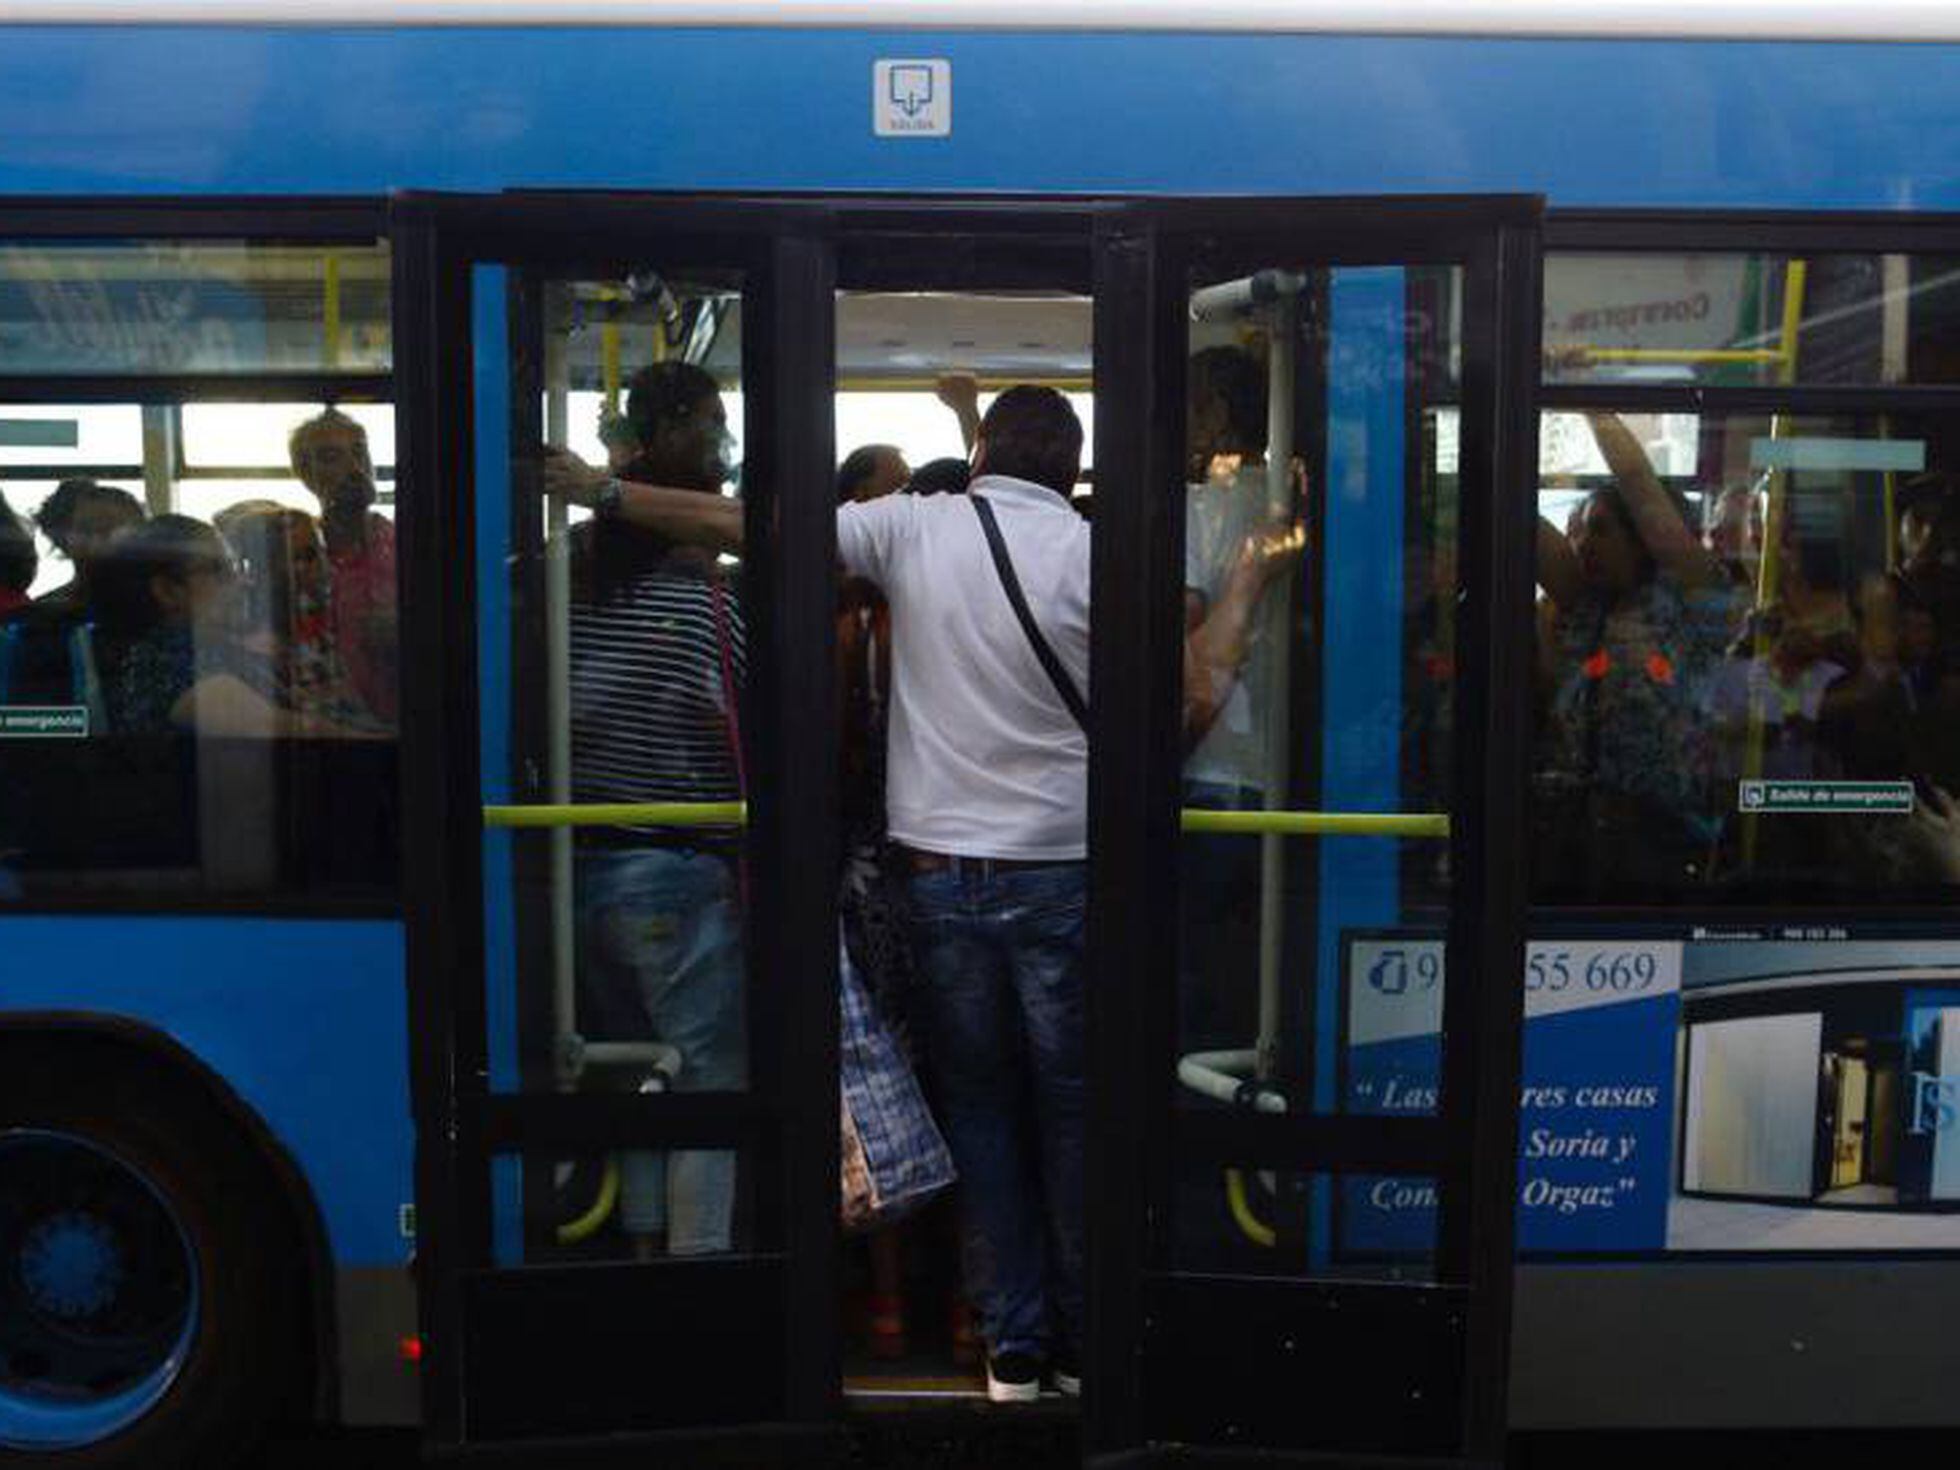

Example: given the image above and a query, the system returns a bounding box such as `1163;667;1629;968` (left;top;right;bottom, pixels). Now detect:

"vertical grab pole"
543;317;578;1090
1254;294;1298;1083
1740;259;1806;871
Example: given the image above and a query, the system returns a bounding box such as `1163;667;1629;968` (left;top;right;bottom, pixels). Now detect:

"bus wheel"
0;1066;291;1469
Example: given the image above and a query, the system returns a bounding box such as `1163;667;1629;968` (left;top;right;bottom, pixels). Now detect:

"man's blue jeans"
908;859;1086;1361
577;847;747;1254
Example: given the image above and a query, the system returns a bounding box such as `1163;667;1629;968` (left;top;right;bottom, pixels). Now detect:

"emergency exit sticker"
0;706;88;739
874;59;951;137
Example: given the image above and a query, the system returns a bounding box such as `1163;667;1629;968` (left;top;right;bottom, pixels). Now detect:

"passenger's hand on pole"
936;372;983;452
935;372;980;416
1235;517;1306;590
542;446;607;507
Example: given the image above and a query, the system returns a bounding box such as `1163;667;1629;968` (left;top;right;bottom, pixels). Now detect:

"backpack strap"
970;494;1088;735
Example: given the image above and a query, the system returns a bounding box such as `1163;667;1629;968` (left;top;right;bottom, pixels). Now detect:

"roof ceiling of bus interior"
557;290;1095;388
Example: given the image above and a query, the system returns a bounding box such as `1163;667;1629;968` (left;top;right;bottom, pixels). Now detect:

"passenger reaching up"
1534;412;1736;894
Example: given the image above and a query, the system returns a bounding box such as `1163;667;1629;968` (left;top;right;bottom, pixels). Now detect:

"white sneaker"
986;1351;1042;1403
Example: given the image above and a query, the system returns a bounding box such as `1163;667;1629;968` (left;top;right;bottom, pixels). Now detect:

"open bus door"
1085;197;1543;1466
392;193;841;1456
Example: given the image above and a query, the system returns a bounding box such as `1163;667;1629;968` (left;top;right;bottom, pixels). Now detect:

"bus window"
1530;408;1960;902
0;239;398;908
1545;251;1960;389
1173;261;1461;1274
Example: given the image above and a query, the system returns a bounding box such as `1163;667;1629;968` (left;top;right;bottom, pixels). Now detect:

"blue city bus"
3;4;1960;1466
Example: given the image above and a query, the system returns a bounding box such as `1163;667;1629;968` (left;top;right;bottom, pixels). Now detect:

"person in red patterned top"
289;409;398;727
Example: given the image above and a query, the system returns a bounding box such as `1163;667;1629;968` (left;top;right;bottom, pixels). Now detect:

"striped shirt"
569;555;746;839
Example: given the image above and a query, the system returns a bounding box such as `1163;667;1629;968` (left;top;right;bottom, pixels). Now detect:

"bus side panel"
0;29;1953;210
0;915;417;1425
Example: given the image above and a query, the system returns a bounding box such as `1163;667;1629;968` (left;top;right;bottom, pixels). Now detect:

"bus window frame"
1537;208;1960;927
0;196;398;919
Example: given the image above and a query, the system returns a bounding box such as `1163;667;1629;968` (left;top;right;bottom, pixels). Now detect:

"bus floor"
249;1424;1960;1468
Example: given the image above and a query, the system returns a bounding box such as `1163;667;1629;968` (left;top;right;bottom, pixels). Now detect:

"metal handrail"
481;801;1447;837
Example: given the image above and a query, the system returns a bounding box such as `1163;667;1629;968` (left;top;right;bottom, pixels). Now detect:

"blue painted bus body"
0;915;410;1269
0;28;1951;208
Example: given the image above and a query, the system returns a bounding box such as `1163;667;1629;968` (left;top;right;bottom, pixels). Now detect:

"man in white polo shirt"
836;387;1090;1402
543;384;1296;1403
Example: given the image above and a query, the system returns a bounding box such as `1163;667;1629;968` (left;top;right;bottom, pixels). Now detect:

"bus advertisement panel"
1343;932;1960;1256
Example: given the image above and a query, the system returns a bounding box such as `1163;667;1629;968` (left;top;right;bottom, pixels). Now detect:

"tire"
0;1050;297;1469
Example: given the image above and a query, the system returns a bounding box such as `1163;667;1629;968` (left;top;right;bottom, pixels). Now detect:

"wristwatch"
595;477;625;520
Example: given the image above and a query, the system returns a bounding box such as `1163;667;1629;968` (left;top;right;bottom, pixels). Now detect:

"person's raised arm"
1586;411;1719;590
1536;515;1586;610
541;447;744;557
936;373;982;454
1182;519;1303;746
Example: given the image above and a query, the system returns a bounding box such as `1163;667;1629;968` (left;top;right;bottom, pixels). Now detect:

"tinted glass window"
1530;408;1960;902
0;241;390;375
0;239;397;909
1546;252;1960;389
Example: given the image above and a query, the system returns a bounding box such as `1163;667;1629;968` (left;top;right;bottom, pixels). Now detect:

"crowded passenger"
1180;345;1287;1049
91;514;378;739
0;480;144;706
288;409;398;726
20;477;144;623
0;488;34;618
564;361;747;1260
1702;481;1764;588
214;502;383;732
544;382;1299;1400
838;443;911;504
832;372;993;1365
1533;412;1737;892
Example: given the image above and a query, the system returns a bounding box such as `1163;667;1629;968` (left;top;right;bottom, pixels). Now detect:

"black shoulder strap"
970;494;1088;735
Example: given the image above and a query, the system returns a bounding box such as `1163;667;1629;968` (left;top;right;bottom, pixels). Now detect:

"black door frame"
394;190;1541;1463
1087;197;1543;1466
392;192;843;1455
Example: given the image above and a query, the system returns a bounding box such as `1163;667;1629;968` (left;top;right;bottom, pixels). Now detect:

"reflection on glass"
1176;264;1459;1122
0;241;392;375
487;272;749;1260
0;249;398;906
1530;410;1960;901
1545;252;1960;388
491;1149;754;1266
1170;260;1458;1279
1173;1165;1436;1281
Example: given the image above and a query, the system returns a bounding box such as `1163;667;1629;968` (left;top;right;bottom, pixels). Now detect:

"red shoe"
949;1298;980;1369
867;1294;908;1360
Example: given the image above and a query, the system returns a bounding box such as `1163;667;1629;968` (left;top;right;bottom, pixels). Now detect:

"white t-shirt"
1184;465;1274;793
836;474;1090;860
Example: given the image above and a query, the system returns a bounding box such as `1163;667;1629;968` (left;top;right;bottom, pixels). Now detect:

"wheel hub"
18;1211;125;1322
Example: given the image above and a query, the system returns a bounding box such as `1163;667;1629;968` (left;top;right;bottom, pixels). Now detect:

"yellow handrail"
481;801;1447;838
1576;347;1784;366
555;1157;621;1246
1180;809;1448;838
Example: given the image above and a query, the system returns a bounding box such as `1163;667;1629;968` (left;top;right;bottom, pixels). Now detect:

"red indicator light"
399;1336;424;1363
